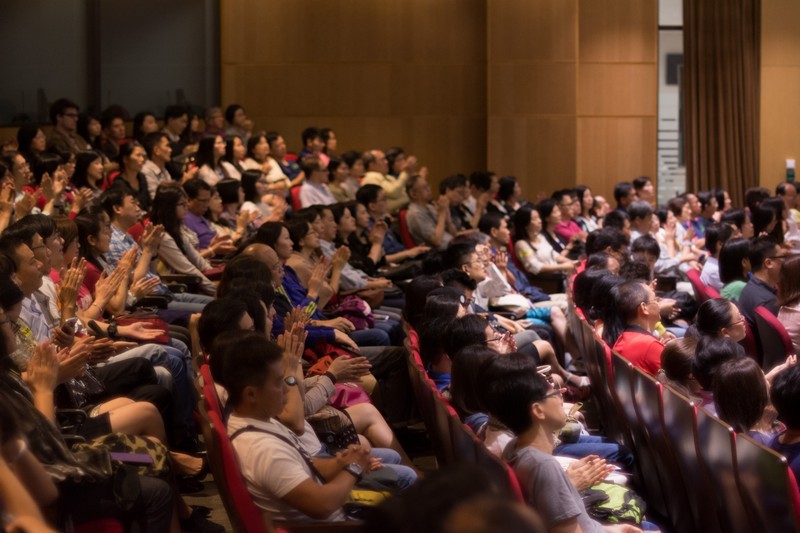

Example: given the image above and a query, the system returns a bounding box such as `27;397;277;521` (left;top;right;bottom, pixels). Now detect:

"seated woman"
107;143;151;212
205;178;257;243
196;135;237;186
149;184;217;296
656;336;701;403
512;204;577;277
240;169;287;221
221;135;245;181
241;132;290;192
718;238;751;301
491;175;526;218
256;221;393;349
71;150;107;200
327;157;356;203
574;185;599;232
777;255;800;355
713;357;775;444
720;208;754;240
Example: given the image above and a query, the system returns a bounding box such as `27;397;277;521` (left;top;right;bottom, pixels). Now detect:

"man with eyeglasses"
739;236;786;327
182;178;235;256
553;189;587;245
482;353;644;533
46;98;90;155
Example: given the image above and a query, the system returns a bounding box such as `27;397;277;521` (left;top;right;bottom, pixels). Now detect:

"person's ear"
531;401;546;422
87;234;98;248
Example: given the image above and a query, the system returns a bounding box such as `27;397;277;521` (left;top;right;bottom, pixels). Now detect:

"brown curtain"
683;0;760;208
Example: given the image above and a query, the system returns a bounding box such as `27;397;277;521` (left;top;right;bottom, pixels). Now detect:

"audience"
6;100;800;531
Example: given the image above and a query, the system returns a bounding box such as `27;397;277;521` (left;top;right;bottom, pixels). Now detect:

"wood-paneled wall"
487;0;658;202
760;0;800;192
220;0;487;186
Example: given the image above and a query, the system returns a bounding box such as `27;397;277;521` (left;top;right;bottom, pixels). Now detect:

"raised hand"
57;257;87;311
24;341;60;393
70;187;94;214
436;195;450;213
14;191;37;220
55;342;92;383
140;223;165;255
369;221;388;245
327;355;372;382
284;306;311;333
130;276;161;300
307;257;331;297
331;246;351;271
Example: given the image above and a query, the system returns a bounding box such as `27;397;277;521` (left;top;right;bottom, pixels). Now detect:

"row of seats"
568;302;800;533
687;267;794;371
403;326;524;501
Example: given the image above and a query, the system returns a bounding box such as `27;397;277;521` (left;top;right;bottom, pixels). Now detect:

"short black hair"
99;188;135;220
443;242;477;270
693;336;745;390
614;182;634;204
586;227;628;255
697;191;715;211
632;176;651;191
164;105;188;122
440;268;478;292
704;223;733;256
479;353;549;435
440;174;467;195
627;200;653;222
631;235;660;259
443;314;490;359
49;98;79;124
198;298;250;355
300;155;322;177
619;260;652;282
613;279;650;323
142;132;169;158
183;177;212;200
748;236;778;272
602;210;630;232
770;364;800;430
356;184;383;208
477;212;504;235
469;171;495;193
301;127;322;147
224;104;243;125
219;332;283;406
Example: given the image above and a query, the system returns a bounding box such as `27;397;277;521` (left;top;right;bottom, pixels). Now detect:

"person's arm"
4;443;59;509
276;327;308;434
157;233;217;296
280;475;356;520
469;193;490;230
0;455;51;527
301;375;336;417
426;198;451;247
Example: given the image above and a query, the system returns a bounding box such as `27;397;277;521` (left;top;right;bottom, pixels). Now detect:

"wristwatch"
107;320;118;339
343;462;363;482
284;375;298;386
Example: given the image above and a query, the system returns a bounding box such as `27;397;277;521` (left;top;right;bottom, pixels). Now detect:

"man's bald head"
243;243;284;285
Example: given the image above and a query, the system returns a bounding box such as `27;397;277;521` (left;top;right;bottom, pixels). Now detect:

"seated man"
298;156;336;207
461;171;498;230
224;332;399;523
610;279;664;375
405;174;456;250
361;150;410;212
739;236;784;326
480;353;640;533
101;188;213;314
182;178;235;256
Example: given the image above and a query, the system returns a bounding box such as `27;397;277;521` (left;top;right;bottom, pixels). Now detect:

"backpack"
583;482;646;524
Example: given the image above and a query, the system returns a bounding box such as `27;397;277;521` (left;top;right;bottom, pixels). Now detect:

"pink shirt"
555;220;582;243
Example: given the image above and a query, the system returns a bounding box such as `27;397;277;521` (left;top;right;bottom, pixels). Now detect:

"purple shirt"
183;211;216;250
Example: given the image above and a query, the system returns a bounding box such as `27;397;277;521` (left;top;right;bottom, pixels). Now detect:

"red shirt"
612;326;663;375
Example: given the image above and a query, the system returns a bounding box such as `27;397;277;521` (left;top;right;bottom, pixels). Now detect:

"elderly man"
405;175;457;250
361;149;410;212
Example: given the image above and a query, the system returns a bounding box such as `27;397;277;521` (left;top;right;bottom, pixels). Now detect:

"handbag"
307;405;361;453
329;295;375;330
74;432;172;479
60;370;107;409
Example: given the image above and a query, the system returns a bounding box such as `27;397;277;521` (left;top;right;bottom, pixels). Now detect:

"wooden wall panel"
578;0;658;63
577;117;657;196
488;0;578;62
760;0;800;192
488;63;577;116
577;64;657;116
221;0;487;186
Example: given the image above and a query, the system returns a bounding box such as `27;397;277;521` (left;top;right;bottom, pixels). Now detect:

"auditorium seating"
397;209;417;249
686;268;712;303
754;305;795;371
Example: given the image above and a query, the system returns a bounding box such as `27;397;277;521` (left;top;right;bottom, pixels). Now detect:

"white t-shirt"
227;414;346;523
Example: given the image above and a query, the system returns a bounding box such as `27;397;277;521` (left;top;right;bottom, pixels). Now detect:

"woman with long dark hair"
512;205;576;276
149;185;216;295
108;142;150;211
196;135;235;186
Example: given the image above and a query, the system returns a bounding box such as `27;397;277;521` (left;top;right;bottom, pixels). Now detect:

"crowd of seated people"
4;97;800;531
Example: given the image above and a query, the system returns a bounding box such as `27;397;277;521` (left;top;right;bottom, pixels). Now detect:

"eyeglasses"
767;254;790;261
727;316;745;327
544;388;566;400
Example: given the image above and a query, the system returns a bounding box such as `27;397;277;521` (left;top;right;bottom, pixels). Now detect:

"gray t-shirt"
503;438;604;533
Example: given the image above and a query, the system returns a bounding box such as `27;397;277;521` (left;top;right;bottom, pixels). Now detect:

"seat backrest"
754;306;794;371
200;364;224;422
741;319;761;365
508;239;526;273
632;368;695;533
611;353;667;516
199;405;267;533
448;415;479;464
661;384;720;532
686;268;710;303
736;433;800;532
290;186;302;211
705;285;721;299
695;408;751;533
397;209;417;249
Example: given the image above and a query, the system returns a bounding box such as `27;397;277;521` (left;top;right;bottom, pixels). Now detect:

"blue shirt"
770;433;800;487
369;217;406;255
106;225;168;295
271;265;335;347
183;211;216;250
